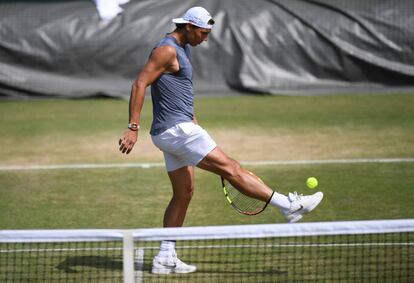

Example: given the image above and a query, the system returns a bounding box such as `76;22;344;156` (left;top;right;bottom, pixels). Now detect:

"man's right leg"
164;166;195;228
152;166;197;274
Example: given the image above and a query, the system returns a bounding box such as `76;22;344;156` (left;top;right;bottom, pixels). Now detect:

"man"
119;6;323;274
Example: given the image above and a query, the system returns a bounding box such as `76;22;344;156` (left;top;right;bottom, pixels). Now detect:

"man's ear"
185;23;194;31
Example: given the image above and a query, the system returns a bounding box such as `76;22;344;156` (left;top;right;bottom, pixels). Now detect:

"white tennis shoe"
282;191;323;223
151;255;196;274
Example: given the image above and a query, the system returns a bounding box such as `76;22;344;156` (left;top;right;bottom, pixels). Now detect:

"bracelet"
128;123;140;131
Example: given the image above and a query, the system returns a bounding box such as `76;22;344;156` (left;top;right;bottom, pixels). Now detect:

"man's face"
186;25;211;46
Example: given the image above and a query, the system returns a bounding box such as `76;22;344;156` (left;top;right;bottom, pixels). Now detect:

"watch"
128;123;140;131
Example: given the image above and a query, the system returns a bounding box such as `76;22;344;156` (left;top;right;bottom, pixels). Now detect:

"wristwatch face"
128;123;139;130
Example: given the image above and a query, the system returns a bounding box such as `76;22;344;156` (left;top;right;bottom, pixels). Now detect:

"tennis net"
1;219;413;282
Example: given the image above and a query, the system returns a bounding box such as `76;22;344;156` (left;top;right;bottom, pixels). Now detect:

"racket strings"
223;179;270;215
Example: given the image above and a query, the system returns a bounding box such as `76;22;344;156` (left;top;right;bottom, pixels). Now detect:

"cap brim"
172;17;189;24
172;17;213;29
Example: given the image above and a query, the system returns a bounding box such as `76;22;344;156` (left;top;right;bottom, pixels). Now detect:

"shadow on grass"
56;256;123;273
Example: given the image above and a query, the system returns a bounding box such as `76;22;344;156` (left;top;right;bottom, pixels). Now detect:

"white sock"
157;240;176;257
269;191;291;210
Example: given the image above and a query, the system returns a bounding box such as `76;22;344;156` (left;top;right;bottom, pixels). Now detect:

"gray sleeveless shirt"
150;35;193;136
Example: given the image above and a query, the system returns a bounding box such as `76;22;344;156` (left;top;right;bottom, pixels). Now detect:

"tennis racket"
220;172;274;216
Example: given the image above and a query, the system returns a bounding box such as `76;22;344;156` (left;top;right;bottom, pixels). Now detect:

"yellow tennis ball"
306;177;318;189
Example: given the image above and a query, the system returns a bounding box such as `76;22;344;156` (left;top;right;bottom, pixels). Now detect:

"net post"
123;230;135;283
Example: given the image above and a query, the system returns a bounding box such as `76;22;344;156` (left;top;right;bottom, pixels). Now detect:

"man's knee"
197;148;243;180
172;183;194;202
168;166;194;203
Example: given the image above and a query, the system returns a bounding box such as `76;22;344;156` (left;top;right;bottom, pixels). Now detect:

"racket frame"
221;176;274;215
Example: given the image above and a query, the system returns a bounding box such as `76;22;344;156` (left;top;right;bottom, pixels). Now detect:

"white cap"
172;7;214;29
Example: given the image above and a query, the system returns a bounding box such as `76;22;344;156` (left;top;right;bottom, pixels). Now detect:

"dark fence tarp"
1;0;413;98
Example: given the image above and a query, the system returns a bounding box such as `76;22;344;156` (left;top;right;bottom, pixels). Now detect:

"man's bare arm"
119;46;177;154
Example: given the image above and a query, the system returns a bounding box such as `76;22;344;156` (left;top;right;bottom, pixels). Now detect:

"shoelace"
289;191;303;201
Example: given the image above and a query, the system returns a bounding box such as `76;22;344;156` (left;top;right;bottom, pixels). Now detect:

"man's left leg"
197;147;323;223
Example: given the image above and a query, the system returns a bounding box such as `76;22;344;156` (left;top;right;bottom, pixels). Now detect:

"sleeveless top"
150;35;193;135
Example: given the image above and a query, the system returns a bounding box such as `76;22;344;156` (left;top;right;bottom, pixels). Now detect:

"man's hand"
118;130;138;154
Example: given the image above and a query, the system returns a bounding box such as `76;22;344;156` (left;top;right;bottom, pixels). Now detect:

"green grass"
0;241;124;283
0;162;413;229
2;233;412;282
1;94;413;134
196;94;414;130
0;94;413;165
0;94;413;282
0;93;413;229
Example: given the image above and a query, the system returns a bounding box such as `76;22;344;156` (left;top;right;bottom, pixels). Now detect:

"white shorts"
151;122;217;172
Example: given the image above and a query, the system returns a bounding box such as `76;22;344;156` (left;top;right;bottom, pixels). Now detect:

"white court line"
2;242;412;253
0;162;165;171
0;158;413;171
0;247;122;253
174;242;414;248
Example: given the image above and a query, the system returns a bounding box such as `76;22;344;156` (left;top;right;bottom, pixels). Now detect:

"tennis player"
119;6;323;274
